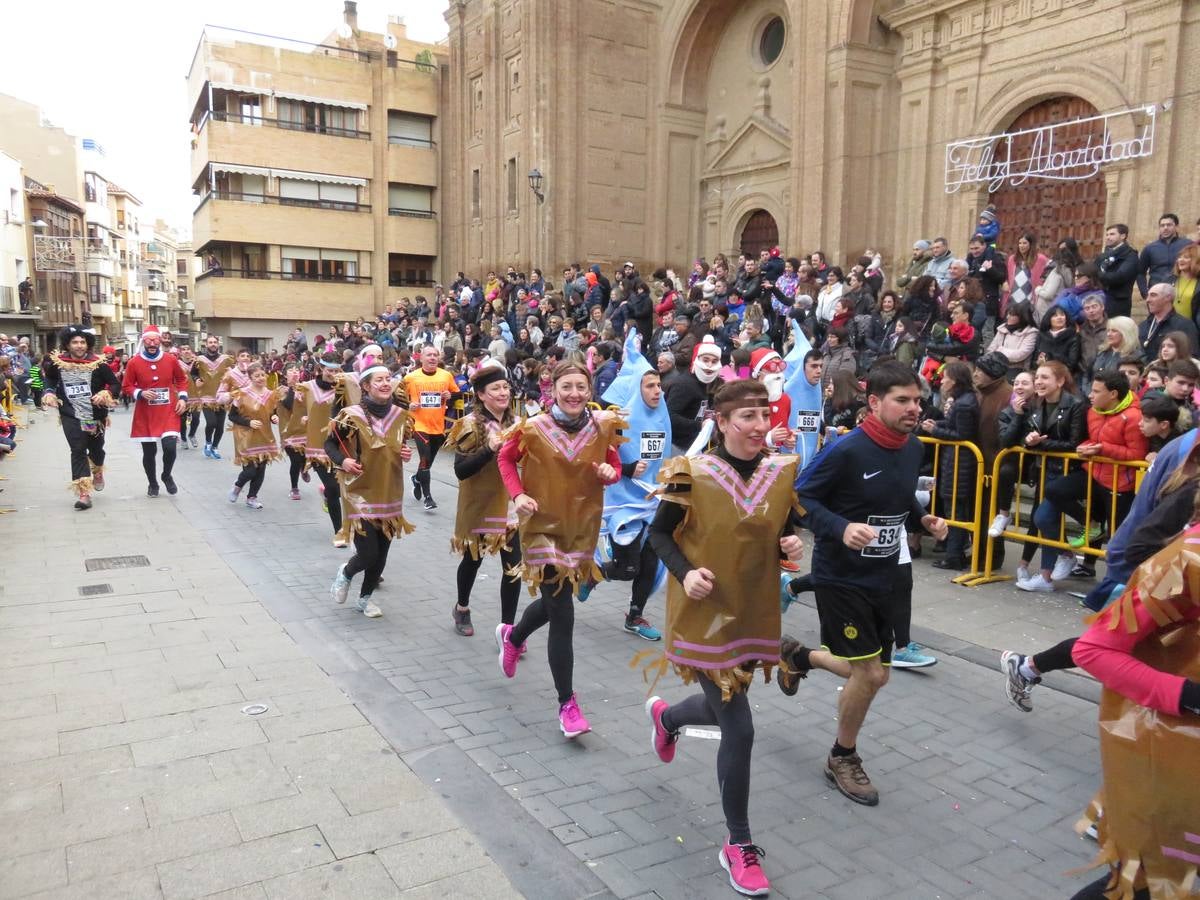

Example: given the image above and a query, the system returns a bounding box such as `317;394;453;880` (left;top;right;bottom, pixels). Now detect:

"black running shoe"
163;475;178;495
412;474;423;501
147;483;160;498
424;495;437;510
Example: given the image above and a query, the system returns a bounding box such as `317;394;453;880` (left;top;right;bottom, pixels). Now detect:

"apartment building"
25;176;88;342
187;2;442;350
0;152;33;338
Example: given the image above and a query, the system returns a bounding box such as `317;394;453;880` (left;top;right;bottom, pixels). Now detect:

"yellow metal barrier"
0;378;12;415
917;436;987;585
968;447;1149;586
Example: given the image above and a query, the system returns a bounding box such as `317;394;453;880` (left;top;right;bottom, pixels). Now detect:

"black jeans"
62;416;105;481
344;522;392;598
661;678;755;844
510;566;575;704
456;534;522;625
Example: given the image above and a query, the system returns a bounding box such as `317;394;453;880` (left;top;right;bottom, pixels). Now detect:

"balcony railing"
209;110;369;140
196;268;371;285
387;136;436;149
387;207;435;219
197;190;371;213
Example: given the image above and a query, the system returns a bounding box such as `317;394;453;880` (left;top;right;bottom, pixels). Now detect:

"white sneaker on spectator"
1017;574;1055;593
988;513;1011;539
1016;564;1030;583
1050;554;1075;582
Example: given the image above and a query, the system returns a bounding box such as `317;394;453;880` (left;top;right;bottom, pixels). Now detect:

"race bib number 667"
639;431;666;460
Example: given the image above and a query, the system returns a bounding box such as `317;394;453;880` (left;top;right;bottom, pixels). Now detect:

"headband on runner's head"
318;358;342;369
358;364;390;384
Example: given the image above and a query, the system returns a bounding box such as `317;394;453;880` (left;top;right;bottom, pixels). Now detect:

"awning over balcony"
209;162;365;187
209;82;367;111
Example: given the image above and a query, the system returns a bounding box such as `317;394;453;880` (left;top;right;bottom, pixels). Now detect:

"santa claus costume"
749;348;793;451
122;324;189;497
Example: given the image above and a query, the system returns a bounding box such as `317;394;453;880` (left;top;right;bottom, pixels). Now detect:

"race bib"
419;391;441;408
862;513;906;558
64;382;90;400
639;431;666;461
145;389;170;406
796;410;821;433
695;401;709;421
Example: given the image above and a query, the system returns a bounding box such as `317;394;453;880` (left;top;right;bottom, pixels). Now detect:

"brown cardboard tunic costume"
330;402;415;541
446;412;517;558
229;386;282;467
1080;529;1200;900
297;379;338;468
510;412;627;596
278;387;307;451
192;354;233;409
656;453;801;700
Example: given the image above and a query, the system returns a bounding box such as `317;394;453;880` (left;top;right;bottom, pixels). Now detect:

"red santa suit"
750;348;792;442
122;328;189;442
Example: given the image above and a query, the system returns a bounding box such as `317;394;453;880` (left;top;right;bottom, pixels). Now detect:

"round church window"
759;16;785;66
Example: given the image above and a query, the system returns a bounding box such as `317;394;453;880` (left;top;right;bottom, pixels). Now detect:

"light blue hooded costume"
782;319;824;470
595;331;671;592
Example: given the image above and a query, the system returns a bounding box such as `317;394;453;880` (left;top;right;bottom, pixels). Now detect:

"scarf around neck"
550;403;590;433
860;413;910;449
1093;390;1134;417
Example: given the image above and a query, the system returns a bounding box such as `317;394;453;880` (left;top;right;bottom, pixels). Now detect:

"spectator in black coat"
966;234;1007;322
920;360;979;571
1034;305;1083;376
1095;223;1140;317
1139;282;1199;363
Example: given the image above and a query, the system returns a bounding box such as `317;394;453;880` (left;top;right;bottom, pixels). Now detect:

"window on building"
8;189;20;222
84;173;105;205
280;246;359;281
388;183;433;217
176;258;188;276
215;171;265;201
758;16;785;66
470;76;484;138
471;169;481;219
277;99;359;136
505;56;521;123
387;111;434;147
278;178;361;210
389;253;435;287
506;158;517;213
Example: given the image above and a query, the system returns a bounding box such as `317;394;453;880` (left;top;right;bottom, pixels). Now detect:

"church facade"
440;0;1200;276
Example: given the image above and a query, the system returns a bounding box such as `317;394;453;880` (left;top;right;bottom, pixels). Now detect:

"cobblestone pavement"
1;407;1110;898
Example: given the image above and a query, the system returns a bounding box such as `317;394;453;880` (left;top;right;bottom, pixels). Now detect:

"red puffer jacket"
1083;399;1148;494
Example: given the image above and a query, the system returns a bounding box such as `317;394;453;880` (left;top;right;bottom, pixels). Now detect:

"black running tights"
1032;637;1077;676
1069;874;1147;900
661;678;754;844
204;408;227;449
313;463;342;533
141;438;176;485
235;461;266;497
344;522;392;598
285;447;305;490
456;535;522;624
629;537;659;616
414;432;445;498
509;566;574;704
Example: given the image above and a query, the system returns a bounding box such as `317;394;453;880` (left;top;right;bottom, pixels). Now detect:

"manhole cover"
241;704;269;716
78;584;113;596
84;555;151;572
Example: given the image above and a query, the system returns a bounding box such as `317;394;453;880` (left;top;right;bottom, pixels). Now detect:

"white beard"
693;363;720;384
763;373;785;401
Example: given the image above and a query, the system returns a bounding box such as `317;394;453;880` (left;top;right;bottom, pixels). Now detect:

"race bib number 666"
862;513;906;558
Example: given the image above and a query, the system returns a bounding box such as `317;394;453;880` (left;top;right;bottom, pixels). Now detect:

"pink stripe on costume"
283;436;306;448
672;637;781;655
524;548;590;566
471;526;509;535
666;650;777;670
1162;846;1200;865
356;501;405;513
242;442;279;456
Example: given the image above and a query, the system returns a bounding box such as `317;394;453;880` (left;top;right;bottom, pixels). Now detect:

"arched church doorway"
988;96;1108;258
740;209;779;256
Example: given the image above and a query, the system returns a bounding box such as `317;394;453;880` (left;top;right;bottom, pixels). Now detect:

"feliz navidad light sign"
944;104;1156;193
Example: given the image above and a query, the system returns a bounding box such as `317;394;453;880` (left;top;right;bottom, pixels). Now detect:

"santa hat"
769;246;782;258
692;335;722;363
749;347;782;378
141;324;161;340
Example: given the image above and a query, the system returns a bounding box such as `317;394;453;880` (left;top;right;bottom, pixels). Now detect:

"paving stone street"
0;407;1111;899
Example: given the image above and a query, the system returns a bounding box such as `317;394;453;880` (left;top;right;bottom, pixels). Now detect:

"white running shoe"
987;513;1011;539
330;565;350;604
1051;554;1076;582
357;596;382;618
1016;574;1055;593
1015;564;1030;583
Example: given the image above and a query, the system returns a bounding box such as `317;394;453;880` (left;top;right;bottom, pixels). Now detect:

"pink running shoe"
645;696;677;763
719;839;770;896
289;489;301;500
558;694;590;738
496;623;523;678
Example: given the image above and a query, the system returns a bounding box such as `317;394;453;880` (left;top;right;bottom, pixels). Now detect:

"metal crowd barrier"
917;436;987;585
967;447;1148;586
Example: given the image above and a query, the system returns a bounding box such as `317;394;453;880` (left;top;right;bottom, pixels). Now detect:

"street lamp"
528;168;544;204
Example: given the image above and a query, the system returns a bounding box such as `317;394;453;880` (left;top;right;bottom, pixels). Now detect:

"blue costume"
782;320;824;469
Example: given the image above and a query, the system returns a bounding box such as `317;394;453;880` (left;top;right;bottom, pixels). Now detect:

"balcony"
192;115;372;186
192;192;373;250
194;268;373;322
126;306;144;321
387;143;437;187
147;290;169;308
90;302;117;319
385;215;437;257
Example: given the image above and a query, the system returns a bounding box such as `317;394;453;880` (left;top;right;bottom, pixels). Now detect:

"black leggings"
204;408;227;449
343;522;392;598
413;432;445;497
62;417;105;481
629;538;659;617
141;438;177;485
661;678;754;844
1032;637;1077;675
312;462;342;533
188;410;202;438
235;461;266;497
510;566;575;704
285;447;305;490
1069;874;1147;900
456;535;522;625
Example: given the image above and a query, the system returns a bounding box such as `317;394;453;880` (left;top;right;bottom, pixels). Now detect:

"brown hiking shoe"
776;635;811;696
825;753;879;806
